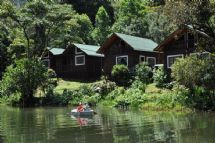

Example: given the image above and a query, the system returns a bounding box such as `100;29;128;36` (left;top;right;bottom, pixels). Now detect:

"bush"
106;87;125;100
111;64;131;86
131;80;146;91
171;56;204;89
171;55;215;110
91;80;116;97
153;66;168;88
0;58;49;106
135;62;153;84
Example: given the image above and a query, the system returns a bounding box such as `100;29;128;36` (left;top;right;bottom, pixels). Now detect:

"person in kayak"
77;103;84;112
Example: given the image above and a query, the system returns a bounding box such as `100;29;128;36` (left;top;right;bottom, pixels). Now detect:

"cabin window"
116;55;128;66
139;55;145;63
75;47;83;54
42;59;50;68
75;55;85;66
167;54;183;68
147;57;156;67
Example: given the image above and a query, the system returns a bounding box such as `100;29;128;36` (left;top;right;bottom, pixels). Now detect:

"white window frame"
42;59;50;68
147;57;156;66
167;54;184;68
116;55;128;66
75;47;83;54
75;55;85;66
139;55;145;63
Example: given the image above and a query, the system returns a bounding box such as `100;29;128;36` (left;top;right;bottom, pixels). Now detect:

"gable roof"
154;25;210;51
97;33;158;53
48;47;65;55
73;43;104;57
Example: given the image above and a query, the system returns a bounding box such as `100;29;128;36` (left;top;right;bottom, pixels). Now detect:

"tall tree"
0;0;76;58
61;0;114;24
91;6;111;45
146;10;177;43
112;0;148;37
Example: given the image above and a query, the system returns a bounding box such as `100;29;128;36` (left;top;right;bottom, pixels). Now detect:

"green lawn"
54;79;97;94
54;79;84;93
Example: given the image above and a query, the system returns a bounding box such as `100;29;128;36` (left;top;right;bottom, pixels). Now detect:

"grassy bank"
99;83;190;112
53;79;190;111
54;79;84;93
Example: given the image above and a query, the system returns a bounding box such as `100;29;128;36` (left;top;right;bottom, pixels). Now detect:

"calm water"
0;105;215;143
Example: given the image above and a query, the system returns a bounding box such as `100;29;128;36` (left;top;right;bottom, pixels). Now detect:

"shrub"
111;64;131;86
131;80;146;91
135;62;153;84
171;56;204;89
106;87;125;100
171;55;215;110
91;80;116;97
153;66;168;88
0;58;49;106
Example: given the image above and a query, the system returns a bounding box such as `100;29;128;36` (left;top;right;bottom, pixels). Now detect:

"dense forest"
0;0;215;108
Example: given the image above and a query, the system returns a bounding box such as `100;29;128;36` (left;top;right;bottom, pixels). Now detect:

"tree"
112;0;148;37
0;0;76;58
0;22;11;76
0;58;48;106
163;1;215;53
52;14;94;47
146;10;177;43
61;0;114;24
91;6;111;45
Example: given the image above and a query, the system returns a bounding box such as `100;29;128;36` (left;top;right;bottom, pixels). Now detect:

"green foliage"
0;58;48;106
91;6;111;45
63;0;114;24
112;0;148;36
131;80;146;91
106;87;125;100
146;11;177;43
0;0;86;57
201;56;215;91
91;80;116;97
172;55;215;110
111;64;131;86
135;62;153;84
153;66;168;88
60;14;93;46
171;56;204;89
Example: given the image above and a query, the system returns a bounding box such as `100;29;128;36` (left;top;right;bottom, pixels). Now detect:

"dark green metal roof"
48;47;65;55
115;33;158;52
73;43;104;57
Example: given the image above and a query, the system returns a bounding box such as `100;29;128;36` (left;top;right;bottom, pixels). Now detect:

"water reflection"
71;115;94;126
0;105;215;143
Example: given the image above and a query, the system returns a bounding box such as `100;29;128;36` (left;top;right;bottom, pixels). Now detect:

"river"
0;105;214;143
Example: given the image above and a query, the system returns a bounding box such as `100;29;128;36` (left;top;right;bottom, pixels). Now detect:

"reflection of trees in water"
0;107;71;143
0;106;215;143
96;106;215;143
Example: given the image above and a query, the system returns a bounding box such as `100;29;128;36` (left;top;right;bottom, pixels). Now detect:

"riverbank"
52;79;191;111
0;79;194;112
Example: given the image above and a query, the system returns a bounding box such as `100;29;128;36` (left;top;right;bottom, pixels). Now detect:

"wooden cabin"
154;25;210;70
97;33;159;74
44;43;104;79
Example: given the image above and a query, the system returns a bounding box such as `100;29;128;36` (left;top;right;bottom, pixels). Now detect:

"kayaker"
77;103;84;112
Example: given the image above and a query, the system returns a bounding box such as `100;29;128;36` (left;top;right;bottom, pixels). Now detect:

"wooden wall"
103;39;159;74
49;46;103;79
